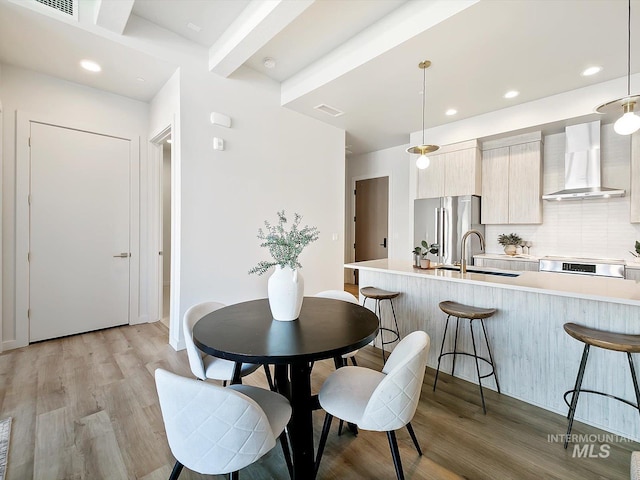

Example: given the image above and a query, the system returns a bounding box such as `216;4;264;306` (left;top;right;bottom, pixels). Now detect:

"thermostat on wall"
213;137;224;151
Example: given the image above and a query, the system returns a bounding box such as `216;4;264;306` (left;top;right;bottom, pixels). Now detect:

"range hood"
542;121;625;201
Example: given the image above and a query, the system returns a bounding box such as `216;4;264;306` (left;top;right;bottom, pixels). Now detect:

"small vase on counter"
504;245;517;256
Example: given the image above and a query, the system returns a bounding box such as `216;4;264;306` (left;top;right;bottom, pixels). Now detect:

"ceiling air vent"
314;104;344;118
34;0;75;17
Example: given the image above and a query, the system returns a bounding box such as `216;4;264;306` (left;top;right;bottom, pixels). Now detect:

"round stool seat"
439;301;496;320
564;322;640;353
360;287;400;300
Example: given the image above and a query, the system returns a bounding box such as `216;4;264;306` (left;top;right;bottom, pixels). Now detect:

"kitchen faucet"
460;229;485;273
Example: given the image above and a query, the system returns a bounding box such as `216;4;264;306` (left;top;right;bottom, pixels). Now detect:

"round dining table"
192;296;379;480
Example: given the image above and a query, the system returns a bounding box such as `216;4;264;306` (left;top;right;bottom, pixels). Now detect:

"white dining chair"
314;290;361;366
183;301;274;389
315;330;430;480
155;368;292;480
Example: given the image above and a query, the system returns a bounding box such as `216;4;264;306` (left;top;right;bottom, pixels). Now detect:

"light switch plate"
213;137;224;151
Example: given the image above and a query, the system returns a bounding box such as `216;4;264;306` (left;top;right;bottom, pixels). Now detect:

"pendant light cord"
422;64;426;145
628;0;631;96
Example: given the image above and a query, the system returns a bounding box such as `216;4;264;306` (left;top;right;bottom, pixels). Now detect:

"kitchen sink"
437;266;520;278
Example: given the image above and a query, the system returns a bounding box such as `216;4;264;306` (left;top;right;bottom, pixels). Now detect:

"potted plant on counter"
412;240;439;268
498;233;523;256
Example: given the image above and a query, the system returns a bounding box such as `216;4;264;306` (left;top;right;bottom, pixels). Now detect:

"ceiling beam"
94;0;134;35
281;0;479;106
208;0;315;78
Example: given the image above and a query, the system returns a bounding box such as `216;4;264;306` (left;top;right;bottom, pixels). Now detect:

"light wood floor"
0;321;638;479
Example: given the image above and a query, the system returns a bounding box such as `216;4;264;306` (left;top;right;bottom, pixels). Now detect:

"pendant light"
406;60;439;169
596;0;640;135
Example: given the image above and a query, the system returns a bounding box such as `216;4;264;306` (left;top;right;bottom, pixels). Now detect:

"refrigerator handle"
441;208;446;259
436;207;444;260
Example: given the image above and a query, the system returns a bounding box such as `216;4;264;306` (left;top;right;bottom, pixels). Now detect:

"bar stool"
360;286;401;362
563;323;640;449
433;300;500;414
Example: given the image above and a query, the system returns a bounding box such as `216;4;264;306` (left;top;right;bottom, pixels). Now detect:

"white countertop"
474;253;539;262
345;259;640;306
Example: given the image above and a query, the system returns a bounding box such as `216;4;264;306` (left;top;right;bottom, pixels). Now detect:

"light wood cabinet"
625;267;640;281
417;139;481;199
631;132;640;222
474;257;539;272
481;132;543;224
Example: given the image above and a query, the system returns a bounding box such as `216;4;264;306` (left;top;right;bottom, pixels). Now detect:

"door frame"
348;173;393;282
14;111;140;349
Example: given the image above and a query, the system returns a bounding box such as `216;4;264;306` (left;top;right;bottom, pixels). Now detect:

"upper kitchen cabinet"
631;132;640;223
481;132;543;224
416;139;481;199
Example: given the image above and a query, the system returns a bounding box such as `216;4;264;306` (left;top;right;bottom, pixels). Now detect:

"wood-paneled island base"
346;259;640;442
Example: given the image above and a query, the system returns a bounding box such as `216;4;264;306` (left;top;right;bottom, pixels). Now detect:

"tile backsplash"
484;124;640;261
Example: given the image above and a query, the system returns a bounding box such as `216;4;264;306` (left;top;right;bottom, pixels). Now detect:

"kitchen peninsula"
346;259;640;441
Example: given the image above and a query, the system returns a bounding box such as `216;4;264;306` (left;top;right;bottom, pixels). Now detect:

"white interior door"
29;122;131;342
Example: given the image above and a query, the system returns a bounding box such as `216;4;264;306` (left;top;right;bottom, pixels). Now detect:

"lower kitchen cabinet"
625;267;640;281
481;132;543;224
474;257;539;271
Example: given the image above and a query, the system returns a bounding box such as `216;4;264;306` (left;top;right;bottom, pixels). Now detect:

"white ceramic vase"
504;245;517;256
268;265;304;321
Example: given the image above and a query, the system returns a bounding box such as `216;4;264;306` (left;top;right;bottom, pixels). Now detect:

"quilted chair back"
183;301;226;380
360;331;430;432
314;290;359;304
155;369;277;475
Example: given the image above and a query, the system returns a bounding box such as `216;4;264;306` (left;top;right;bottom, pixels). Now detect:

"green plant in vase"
412;240;439;268
498;233;523;256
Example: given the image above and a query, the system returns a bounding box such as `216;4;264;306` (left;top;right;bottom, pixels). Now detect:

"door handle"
113;252;130;258
379;238;387;248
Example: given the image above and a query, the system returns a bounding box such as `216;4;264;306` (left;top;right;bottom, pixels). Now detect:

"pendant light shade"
596;0;640;135
407;60;439;169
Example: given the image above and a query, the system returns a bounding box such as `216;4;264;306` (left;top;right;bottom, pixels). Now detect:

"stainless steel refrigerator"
414;195;484;266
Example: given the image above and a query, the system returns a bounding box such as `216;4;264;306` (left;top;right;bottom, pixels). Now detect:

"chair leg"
351;356;358;366
263;364;275;391
451;316;460;376
480;319;501;393
405;422;422;456
168;461;183;480
315;413;333;475
386;430;405;480
230;471;239;480
564;344;590;449
222;380;227;387
279;429;293;480
469;320;487;414
627;352;640;416
433;314;451;391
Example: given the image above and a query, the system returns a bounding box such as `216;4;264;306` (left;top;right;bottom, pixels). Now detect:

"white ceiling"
0;0;638;155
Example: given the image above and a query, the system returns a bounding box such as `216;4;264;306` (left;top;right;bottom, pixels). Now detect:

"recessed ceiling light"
166;139;172;144
445;109;457;116
136;77;145;82
187;22;201;32
582;66;602;76
263;57;276;69
80;59;101;72
504;90;519;99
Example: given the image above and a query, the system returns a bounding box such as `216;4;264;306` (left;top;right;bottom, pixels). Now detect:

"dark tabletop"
192;297;379;364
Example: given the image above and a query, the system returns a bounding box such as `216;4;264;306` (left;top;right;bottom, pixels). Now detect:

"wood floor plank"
1;321;638;479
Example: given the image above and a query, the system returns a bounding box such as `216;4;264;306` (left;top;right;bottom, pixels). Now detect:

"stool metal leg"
627;352;640;417
469;319;487;414
451;316;460;377
388;299;401;341
564;344;590;448
433;314;451;391
480;319;501;393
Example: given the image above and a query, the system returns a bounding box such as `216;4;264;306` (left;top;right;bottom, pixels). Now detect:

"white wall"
170;63;345;349
0;64;149;348
345;144;412;272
